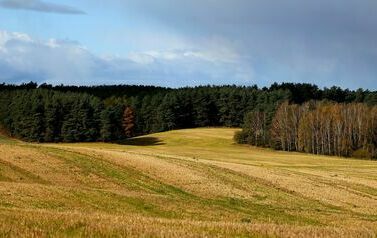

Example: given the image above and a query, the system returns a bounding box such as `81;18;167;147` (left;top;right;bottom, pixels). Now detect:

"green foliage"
0;82;376;143
0;89;111;142
233;131;248;144
100;98;124;142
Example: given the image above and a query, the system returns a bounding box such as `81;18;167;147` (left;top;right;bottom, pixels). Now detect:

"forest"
0;82;376;159
236;101;377;159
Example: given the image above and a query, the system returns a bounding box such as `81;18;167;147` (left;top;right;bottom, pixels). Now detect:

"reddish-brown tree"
123;106;135;138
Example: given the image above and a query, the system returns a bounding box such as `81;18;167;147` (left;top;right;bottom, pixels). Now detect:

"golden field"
0;128;376;237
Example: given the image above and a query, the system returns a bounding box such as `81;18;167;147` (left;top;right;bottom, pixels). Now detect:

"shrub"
234;131;248;144
352;149;372;159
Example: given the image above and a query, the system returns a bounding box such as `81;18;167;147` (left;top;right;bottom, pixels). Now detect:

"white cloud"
0;30;95;84
138;48;239;64
0;30;255;86
128;36;241;66
127;52;155;65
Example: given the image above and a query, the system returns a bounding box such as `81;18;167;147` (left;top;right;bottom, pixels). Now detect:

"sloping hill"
0;128;376;237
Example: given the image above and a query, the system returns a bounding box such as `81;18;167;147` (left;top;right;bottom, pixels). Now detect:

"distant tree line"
0;89;123;142
0;83;291;142
236;101;377;159
0;82;376;152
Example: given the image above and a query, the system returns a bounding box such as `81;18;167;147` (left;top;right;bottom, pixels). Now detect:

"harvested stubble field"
0;128;376;237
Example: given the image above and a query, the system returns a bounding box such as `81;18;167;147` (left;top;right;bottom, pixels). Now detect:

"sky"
0;0;376;89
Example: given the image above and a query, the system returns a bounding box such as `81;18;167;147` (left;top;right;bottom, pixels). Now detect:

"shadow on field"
117;137;165;146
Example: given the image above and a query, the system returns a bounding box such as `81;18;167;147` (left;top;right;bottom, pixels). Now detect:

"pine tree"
100;108;113;142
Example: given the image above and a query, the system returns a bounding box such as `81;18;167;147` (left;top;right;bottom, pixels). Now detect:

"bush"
352;149;372;159
234;131;248;144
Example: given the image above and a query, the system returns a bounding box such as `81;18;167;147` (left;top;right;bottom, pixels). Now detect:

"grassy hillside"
0;128;376;237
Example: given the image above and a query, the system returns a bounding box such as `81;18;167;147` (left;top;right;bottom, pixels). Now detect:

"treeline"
0;82;169;99
0;89;131;142
2;82;377;104
0;85;289;142
126;87;289;134
236;101;377;158
0;82;376;148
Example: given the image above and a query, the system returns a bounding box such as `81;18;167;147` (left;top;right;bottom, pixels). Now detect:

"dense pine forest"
0;82;376;159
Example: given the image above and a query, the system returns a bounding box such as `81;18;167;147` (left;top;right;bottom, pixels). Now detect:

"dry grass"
0;128;376;237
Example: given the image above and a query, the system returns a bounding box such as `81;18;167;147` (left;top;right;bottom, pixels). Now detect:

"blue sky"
0;0;376;89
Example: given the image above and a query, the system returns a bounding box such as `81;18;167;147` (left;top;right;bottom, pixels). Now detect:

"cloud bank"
0;30;252;87
0;0;85;14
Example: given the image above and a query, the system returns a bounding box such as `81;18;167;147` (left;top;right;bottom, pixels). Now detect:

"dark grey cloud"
124;0;377;35
114;0;377;89
0;0;85;14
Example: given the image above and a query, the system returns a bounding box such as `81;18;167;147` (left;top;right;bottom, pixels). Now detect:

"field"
0;128;376;237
